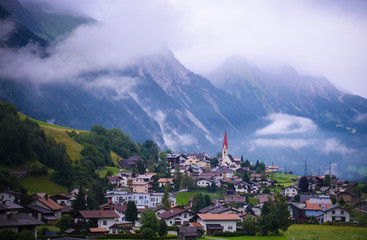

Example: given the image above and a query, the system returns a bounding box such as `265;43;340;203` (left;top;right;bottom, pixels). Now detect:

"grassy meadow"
199;224;367;240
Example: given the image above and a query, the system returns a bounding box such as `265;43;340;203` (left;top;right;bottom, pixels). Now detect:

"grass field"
199;224;367;240
20;170;68;195
175;191;222;205
96;166;122;178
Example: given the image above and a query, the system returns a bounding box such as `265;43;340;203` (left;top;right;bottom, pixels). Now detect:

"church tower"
222;129;228;159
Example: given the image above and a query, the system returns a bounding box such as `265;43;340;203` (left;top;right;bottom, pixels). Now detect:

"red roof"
38;198;62;211
198;214;240;221
79;210;119;219
189;222;203;228
158;178;174;183
222;129;228;151
89;228;108;233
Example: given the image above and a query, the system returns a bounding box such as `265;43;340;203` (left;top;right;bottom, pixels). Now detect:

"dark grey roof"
198;205;218;213
206;224;223;230
215;167;233;173
0;213;44;227
0;201;23;211
2;190;22;196
178;226;199;237
26;205;54;214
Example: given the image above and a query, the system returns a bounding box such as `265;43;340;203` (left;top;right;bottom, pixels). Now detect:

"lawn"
199;224;367;240
96;166;122;178
20;170;68;195
175;191;222;205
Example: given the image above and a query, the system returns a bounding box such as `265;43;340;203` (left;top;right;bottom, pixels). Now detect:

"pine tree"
191;193;206;213
125;201;138;223
158;219;168;236
71;186;86;216
162;185;171;210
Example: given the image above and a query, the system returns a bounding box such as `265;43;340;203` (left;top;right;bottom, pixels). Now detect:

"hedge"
167;226;178;231
99;233;177;239
213;231;250;237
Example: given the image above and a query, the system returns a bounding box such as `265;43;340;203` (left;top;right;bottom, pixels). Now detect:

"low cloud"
256;113;317;135
249;138;314;152
320;138;357;156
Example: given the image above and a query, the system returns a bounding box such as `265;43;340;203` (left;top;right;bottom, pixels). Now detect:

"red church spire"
222;128;228;152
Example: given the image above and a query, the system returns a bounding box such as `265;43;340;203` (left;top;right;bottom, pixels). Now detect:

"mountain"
208;57;367;134
0;2;366;179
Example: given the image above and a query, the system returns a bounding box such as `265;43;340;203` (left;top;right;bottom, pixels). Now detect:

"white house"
197;179;213;188
158;208;193;226
78;210;119;231
284;186;299;198
197;213;240;235
105;191;176;208
0;190;22;203
318;205;350;223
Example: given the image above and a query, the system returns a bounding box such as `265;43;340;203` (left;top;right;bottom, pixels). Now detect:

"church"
218;129;241;170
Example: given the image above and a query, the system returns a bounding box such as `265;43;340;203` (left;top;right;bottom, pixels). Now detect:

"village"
0;130;365;239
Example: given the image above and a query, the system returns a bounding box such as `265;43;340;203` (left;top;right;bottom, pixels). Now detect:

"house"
26;196;63;225
317;205;350;223
283;186;299;198
288;202;306;221
236;167;250;175
78;210;119;230
215;167;233;181
105;191;176;208
108;221;133;233
119;155;141;169
0;213;44;239
177;226;202;240
218;129;240;170
224;196;246;206
266;166;279;173
52;193;73;206
115;172;133;188
166;153;187;169
197;179;213;188
305;198;332;217
0;190;22;203
0;200;23;214
197;213;240;235
158;178;174;188
131;182;150;193
158;207;193;226
337;191;355;205
89;228;108;238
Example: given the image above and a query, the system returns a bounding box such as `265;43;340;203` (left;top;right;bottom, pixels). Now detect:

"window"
332;217;335;221
139;196;144;199
228;226;233;230
341;211;344;214
332;210;335;214
184;214;187;218
341;217;345;222
103;220;107;225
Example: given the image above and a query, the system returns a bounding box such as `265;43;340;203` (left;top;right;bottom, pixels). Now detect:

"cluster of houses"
0;130;361;239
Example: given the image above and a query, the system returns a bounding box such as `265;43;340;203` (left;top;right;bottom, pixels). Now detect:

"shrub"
213;232;249;237
167;226;178;231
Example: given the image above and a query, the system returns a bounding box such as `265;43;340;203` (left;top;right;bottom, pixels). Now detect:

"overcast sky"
20;0;367;98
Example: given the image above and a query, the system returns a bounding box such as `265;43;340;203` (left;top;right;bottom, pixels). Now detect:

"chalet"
0;190;22;203
0;213;44;239
52;193;73;206
158;207;193;226
266;166;279;173
89;228;108;238
317;205;350;223
78;210;119;230
197;179;213;188
166;153;187;169
236;167;250;175
26;196;63;225
115;172;133;188
215;167;233;181
283;186;299;198
119;155;141;169
197;213;240;235
107;176;123;188
0;200;23;214
108;221;133;233
158;178;174;188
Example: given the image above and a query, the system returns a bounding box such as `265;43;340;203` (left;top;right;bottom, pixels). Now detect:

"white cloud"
249;138;314;152
256;113;317;135
320;138;357;156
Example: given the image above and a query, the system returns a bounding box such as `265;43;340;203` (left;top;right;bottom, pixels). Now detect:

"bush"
167;226;178;231
213;232;249;237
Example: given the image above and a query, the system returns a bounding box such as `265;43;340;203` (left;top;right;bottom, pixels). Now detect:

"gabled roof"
189;222;203;228
198;213;240;221
225;196;246;203
198;205;218;213
178;226;200;236
38;198;63;211
0;201;23;211
53;193;73;200
158;208;188;219
158;178;174;183
79;210;119;219
0;213;44;227
89;228;108;233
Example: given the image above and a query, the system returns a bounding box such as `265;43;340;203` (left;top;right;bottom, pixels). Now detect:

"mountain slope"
208;57;367;134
